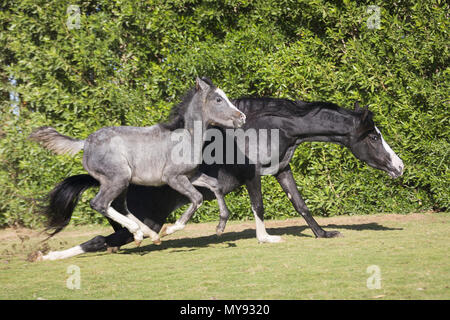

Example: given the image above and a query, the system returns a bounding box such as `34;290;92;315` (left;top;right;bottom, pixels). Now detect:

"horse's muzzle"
233;112;246;128
388;163;404;179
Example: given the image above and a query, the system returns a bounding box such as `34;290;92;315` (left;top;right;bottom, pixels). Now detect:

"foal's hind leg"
90;180;144;245
160;175;203;237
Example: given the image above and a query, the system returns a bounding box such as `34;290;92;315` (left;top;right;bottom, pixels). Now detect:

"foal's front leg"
160;175;204;236
189;173;231;236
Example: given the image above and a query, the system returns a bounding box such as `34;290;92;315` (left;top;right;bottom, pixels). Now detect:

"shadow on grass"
120;222;402;256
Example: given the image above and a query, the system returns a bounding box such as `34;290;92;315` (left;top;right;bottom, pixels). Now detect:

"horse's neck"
293;106;356;146
182;97;209;156
183;113;207;140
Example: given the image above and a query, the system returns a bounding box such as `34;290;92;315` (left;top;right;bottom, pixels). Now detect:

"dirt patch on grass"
0;224;114;242
0;227;42;242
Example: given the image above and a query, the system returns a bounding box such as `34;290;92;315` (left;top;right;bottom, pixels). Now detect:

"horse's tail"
29;126;85;156
41;174;99;238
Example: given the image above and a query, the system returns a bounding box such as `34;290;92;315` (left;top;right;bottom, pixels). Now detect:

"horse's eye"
370;135;379;141
216;97;222;103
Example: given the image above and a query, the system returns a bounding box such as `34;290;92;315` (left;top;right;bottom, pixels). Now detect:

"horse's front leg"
246;175;283;243
160;175;204;237
190;173;231;236
275;165;342;238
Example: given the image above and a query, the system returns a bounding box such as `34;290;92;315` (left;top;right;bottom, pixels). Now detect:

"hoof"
160;225;168;238
107;247;119;254
153;238;162;245
320;230;343;238
133;229;144;246
258;235;284;244
216;227;224;237
27;250;43;262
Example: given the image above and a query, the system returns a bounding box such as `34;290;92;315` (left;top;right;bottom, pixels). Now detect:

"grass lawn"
0;212;449;300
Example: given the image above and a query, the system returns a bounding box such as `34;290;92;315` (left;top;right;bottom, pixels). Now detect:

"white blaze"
375;127;404;173
215;88;246;122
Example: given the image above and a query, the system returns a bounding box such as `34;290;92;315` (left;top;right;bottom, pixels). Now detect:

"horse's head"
348;102;404;178
195;77;246;128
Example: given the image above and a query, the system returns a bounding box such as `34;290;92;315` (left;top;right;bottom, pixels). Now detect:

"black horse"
34;98;404;261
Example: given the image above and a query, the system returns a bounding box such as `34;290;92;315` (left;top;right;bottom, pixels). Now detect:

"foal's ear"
354;101;361;111
196;77;210;91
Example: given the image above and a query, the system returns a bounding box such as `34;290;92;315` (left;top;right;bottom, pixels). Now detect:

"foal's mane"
161;77;216;131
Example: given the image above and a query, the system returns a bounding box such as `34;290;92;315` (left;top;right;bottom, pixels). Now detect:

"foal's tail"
41;174;99;238
29;126;85;156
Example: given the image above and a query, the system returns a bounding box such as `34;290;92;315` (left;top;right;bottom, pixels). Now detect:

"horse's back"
83;125;171;185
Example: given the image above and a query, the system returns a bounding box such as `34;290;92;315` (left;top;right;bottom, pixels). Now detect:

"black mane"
233;97;356;119
163;91;372;132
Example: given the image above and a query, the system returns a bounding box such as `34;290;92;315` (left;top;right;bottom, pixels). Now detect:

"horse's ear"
361;105;370;122
354;101;361;111
196;77;210;91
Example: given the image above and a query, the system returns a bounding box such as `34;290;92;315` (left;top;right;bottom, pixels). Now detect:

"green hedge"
1;0;448;228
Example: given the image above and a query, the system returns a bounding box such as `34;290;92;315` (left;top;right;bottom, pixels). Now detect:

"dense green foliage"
1;0;448;228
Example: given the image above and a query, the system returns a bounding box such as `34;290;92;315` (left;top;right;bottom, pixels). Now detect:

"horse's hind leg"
190;173;231;236
160;175;203;237
90;180;144;245
33;228;135;261
113;191;161;244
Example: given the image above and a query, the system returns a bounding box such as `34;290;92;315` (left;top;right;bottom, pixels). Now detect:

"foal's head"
194;77;246;128
348;103;404;178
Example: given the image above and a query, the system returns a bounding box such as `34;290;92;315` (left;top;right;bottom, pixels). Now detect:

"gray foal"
30;77;246;245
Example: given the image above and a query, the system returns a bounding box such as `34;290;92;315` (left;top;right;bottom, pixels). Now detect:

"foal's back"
82;125;173;186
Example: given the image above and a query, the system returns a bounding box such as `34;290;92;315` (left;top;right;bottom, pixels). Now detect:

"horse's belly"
130;175;165;186
130;160;166;186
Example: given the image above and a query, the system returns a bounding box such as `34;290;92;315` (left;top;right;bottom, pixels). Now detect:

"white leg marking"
106;207;143;241
252;205;283;243
165;221;186;235
126;214;160;242
42;245;85;261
